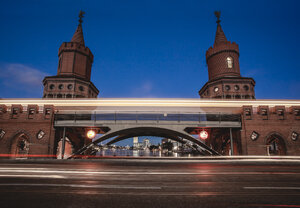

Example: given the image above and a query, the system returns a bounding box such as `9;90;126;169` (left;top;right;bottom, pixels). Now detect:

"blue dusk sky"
0;0;299;99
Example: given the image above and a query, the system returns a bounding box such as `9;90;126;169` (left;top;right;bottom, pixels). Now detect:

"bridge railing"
54;111;241;124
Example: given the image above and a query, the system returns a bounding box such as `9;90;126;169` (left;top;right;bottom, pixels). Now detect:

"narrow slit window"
227;57;233;68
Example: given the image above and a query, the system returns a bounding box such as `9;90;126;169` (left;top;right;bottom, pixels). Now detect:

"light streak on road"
244;187;300;190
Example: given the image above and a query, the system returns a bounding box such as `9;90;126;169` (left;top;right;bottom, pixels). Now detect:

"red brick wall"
58;42;93;81
206;42;240;81
241;106;300;155
0;105;55;157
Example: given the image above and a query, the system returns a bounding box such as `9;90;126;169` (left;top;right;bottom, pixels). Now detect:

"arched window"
266;134;286;156
10;133;30;158
226;57;233;68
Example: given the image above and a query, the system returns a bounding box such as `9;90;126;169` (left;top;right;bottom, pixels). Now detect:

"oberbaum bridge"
0;12;299;159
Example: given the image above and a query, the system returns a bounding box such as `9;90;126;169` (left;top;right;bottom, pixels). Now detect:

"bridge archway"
73;126;220;157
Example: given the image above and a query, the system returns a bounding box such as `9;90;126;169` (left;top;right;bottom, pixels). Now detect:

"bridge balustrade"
54;111;241;126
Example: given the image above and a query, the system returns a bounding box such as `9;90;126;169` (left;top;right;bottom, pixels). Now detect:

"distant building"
133;137;139;148
162;138;180;151
143;138;151;149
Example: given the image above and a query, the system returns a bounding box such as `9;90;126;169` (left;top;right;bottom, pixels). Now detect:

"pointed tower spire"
199;12;256;100
43;10;99;99
71;10;85;46
213;11;228;46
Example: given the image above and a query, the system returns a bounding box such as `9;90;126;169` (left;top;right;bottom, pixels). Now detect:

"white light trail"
0;98;300;108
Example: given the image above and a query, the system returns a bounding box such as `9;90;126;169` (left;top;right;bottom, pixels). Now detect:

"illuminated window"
226;57;233;68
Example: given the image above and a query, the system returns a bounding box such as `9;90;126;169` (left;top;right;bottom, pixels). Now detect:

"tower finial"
78;10;85;25
214;11;221;24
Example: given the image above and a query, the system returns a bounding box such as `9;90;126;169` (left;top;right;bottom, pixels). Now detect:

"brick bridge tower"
43;11;99;98
199;12;255;99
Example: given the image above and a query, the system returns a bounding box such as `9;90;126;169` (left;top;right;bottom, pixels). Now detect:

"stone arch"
265;132;286;156
77;126;220;156
10;132;31;158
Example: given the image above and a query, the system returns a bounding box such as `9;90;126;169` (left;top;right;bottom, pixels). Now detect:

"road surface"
0;158;299;208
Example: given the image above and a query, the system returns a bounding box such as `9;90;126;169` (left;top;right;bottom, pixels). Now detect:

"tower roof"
213;11;228;46
71;23;85;46
71;11;85;46
214;23;228;46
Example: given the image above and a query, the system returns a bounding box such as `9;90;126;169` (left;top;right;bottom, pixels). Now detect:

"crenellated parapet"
206;41;239;61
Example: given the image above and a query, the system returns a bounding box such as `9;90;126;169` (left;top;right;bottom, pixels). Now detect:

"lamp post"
87;129;96;139
199;130;208;140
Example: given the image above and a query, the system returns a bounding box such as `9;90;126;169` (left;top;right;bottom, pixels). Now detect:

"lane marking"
1;189;300;196
244;187;300;190
0;174;65;179
0;183;161;190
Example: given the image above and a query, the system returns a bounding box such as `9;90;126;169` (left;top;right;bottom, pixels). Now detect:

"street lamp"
199;130;208;140
87;129;96;139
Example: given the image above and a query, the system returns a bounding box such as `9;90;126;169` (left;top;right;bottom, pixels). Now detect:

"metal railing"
54;111;241;124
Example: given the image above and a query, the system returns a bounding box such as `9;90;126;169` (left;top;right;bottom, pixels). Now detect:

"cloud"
130;81;156;97
0;63;49;90
0;63;49;96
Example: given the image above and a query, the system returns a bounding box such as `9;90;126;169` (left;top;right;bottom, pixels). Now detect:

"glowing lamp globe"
199;130;208;140
87;130;96;139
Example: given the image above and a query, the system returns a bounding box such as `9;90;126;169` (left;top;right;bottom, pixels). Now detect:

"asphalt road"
0;158;300;208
